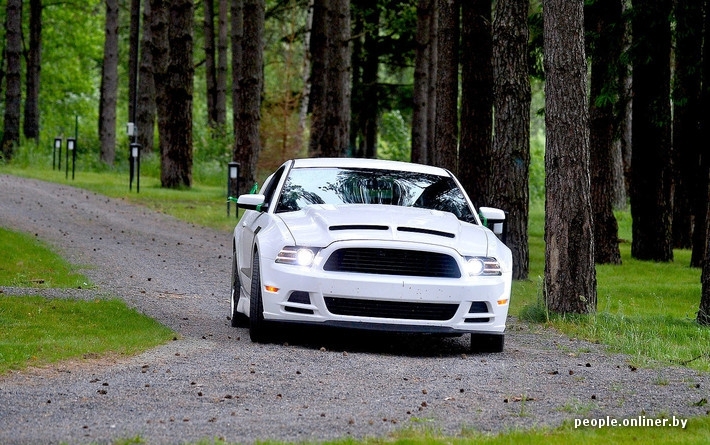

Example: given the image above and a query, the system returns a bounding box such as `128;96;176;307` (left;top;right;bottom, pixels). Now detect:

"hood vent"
397;226;455;239
330;224;389;231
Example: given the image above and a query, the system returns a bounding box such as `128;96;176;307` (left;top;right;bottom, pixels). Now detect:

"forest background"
1;0;710;322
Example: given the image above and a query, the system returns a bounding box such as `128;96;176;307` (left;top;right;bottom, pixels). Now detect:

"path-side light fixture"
53;138;62;170
66;138;76;180
130;142;141;193
227;161;240;217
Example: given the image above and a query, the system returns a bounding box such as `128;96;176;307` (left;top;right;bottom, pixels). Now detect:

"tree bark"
204;0;218;127
490;0;530;280
459;0;492;208
99;0;120;165
350;0;379;159
128;0;140;126
23;0;42;141
543;0;597;313
308;0;351;158
137;0;156;154
234;0;264;190
587;0;622;265
672;0;703;251
151;0;194;188
411;0;432;165
1;0;22;161
630;0;673;262
433;0;459;173
216;0;229;127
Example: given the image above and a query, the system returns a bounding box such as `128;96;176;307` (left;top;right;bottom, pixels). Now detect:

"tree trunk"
411;0;432;165
587;0;622;265
630;0;673;262
490;0;531;280
216;0;229;127
350;0;379;159
1;0;22;161
151;0;194;188
128;0;140;126
459;0;492;208
99;0;120;165
543;0;597;314
23;0;42;141
433;0;459;173
672;0;703;251
308;0;351;158
234;0;264;190
204;0;218;127
137;0;156;154
691;0;710;268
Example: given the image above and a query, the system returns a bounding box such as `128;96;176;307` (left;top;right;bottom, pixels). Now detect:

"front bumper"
253;242;511;334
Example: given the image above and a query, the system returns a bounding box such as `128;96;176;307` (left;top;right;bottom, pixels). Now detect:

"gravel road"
0;173;708;445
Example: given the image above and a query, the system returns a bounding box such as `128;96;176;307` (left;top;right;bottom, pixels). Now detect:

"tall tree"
543;0;597;313
672;0;704;255
1;0;22;161
490;0;530;280
350;0;379;159
459;0;492;207
432;0;458;173
151;0;195;188
99;0;119;164
411;0;433;165
693;0;710;268
137;0;156;154
216;0;229;127
233;0;265;191
629;0;673;262
308;0;351;157
699;0;710;325
128;0;140;129
204;0;219;127
587;0;622;265
23;0;42;141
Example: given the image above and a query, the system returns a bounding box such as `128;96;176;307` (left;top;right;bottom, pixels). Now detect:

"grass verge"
0;226;92;288
0;295;175;374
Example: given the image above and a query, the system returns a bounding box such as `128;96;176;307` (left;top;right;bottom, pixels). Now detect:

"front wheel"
471;333;504;353
248;250;269;342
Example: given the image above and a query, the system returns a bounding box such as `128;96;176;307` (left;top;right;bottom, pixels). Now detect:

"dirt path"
0;174;707;444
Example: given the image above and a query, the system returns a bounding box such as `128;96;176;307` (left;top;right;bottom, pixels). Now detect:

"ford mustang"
230;158;512;353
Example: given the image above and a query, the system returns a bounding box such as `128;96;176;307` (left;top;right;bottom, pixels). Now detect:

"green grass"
0;295;174;373
514;205;710;371
0;226;92;288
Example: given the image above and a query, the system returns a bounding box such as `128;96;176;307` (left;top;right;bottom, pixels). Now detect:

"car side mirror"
237;194;267;212
479;207;507;242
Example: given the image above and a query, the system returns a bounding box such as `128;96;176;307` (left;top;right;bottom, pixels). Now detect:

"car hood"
277;204;493;256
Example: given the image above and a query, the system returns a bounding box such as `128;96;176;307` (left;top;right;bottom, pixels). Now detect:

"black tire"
230;251;248;327
470;333;504;353
248;249;269;342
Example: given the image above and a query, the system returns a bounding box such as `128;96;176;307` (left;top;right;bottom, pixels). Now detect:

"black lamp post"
227;161;240;217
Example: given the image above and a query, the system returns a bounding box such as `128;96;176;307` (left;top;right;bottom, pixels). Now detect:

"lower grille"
324;297;459;321
323;248;461;278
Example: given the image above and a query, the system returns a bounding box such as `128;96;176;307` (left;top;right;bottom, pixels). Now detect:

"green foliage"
0;227;91;288
378;110;411;162
0;295;174;374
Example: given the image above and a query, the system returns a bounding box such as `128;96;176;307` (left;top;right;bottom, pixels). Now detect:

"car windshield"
275;167;476;222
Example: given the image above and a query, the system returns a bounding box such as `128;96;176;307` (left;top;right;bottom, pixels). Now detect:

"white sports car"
230;158;512;353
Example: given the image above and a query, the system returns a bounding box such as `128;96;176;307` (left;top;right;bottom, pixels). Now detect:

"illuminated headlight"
464;256;501;276
276;246;319;267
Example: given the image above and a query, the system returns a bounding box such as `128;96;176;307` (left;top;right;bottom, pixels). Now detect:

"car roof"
290;157;451;176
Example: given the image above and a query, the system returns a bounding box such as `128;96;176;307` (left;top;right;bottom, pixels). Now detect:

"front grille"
324;297;459;321
323;248;461;278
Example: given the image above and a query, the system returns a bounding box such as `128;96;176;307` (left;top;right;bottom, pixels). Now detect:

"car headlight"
464;256;502;276
276;246;320;267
